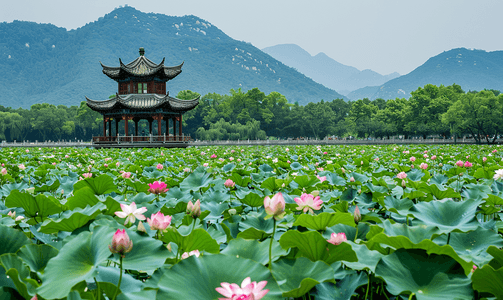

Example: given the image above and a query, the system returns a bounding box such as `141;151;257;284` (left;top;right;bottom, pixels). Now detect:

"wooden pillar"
115;118;119;136
108;119;112;137
103;117;107;137
153;114;163;136
173;117;177;140
123;116;128;136
178;115;182;141
148;118;153;135
134;119;139;136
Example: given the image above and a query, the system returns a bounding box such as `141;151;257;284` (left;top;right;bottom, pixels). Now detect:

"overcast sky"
2;0;502;75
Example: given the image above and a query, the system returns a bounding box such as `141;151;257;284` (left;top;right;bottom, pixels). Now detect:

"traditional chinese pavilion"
86;47;199;147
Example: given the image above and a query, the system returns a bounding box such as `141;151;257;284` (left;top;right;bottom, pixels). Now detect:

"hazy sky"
2;0;503;75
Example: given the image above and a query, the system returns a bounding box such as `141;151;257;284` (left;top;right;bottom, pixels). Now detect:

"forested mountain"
0;6;344;109
372;48;503;100
262;44;400;95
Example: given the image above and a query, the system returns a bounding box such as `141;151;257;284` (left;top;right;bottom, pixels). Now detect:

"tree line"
0;84;501;144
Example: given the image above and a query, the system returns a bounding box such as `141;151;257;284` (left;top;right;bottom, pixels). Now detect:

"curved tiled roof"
100;56;183;81
85;93;199;113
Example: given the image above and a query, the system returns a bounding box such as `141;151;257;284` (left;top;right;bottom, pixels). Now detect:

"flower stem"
94;277;100;299
192;218;197;232
446;232;451;245
408;292;415;300
354;225;358;242
269;218;276;271
364;271;371;300
112;256;123;300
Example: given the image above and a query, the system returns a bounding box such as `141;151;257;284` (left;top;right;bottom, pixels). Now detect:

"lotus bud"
402;179;406;187
224;179;235;188
354;205;361;223
350;177;355;182
137;221;147;233
7;211;15;219
187;200;201;218
228;208;237;215
109;229;133;258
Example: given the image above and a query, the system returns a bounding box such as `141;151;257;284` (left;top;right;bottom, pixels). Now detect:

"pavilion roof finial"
139;47;145;56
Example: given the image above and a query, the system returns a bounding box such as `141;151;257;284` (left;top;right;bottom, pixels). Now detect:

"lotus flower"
224;179;236;188
354;205;361;223
419;163;428;170
216;277;269;300
327;232;347;245
397;172;407;179
494;169;503;180
431;155;437;160
264;192;286;220
156;163;163;170
349;177;355;182
187;199;201;218
455;160;464;167
317;175;327;183
211;154;217;158
1;168;6;175
147;212;172;230
18;164;26;170
148;181;168;194
121;172;132;179
115;202;147;225
294;193;323;214
108;229;133;257
464;161;473;168
483;157;487;163
181;249;200;259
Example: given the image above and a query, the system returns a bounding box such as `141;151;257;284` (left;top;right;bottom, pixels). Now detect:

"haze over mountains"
262;44;400;95
0;6;344;109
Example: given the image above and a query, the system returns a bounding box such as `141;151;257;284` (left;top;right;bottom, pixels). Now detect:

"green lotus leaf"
375;249;473;300
65;187;100;210
240;192;265;207
279;230;356;264
0;225;31;256
326;173;347;186
294;175;321;189
480;194;503;215
149;254;283;299
472;264;503;299
341;241;384;273
418;182;460;200
313;272;368;300
0;253;39;299
117;290;158;300
220;238;287;265
271;257;335;298
433;227;503;267
230;172;251;187
366;222;473;274
383;196;414;216
222;163;235;172
39;203;106;234
162;227;219;255
0;182;29;198
34;179;60;193
290;162;303;170
407;169;425;181
5;190;63;224
73;174;117;195
125;180;149;193
180;169;213;191
408;199;481;234
293;212;355;231
486;245;503;269
37;226;115;299
341;188;358;202
17;244;59;274
239;212;274;234
261;177;282;192
161;201;187;216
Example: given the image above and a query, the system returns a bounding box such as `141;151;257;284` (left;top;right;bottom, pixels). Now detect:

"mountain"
261;44;399;95
0;6;344;109
372;48;503;100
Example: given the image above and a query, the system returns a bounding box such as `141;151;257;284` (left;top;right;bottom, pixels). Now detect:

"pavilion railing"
92;134;191;144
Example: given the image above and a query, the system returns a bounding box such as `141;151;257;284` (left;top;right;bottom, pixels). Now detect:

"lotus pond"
1;144;503;300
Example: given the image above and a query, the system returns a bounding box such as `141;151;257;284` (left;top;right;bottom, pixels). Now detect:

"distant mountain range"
0;6;344;109
262;44;400;95
264;44;503;100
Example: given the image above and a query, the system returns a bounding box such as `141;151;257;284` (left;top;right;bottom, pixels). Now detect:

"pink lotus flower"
147;212;172;230
397;172;407;179
156;163;163;170
264;192;286;220
181;249;200;259
211;154;217;159
317;175;327;183
431;155;437;160
423;154;428;158
25;149;29;153
115;202;148;225
108;229;133;257
104;163;108;168
18;164;26;170
121;172;132;179
203;163;209;167
455;160;464;167
493;149;497;153
410;156;416;162
216;277;269;300
464;161;473;168
65;155;69;158
349;177;355;182
7;211;15;218
148;181;168;194
294;193;323;214
472;265;477;273
354;205;361;223
374;157;379;161
327;232;347;245
483;157;487;163
116;162;120;167
82;172;92;178
231;150;235;153
419;163;428;170
52;162;57;166
224;179;236;188
323;151;328;155
187;199;201;218
184;168;191;172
